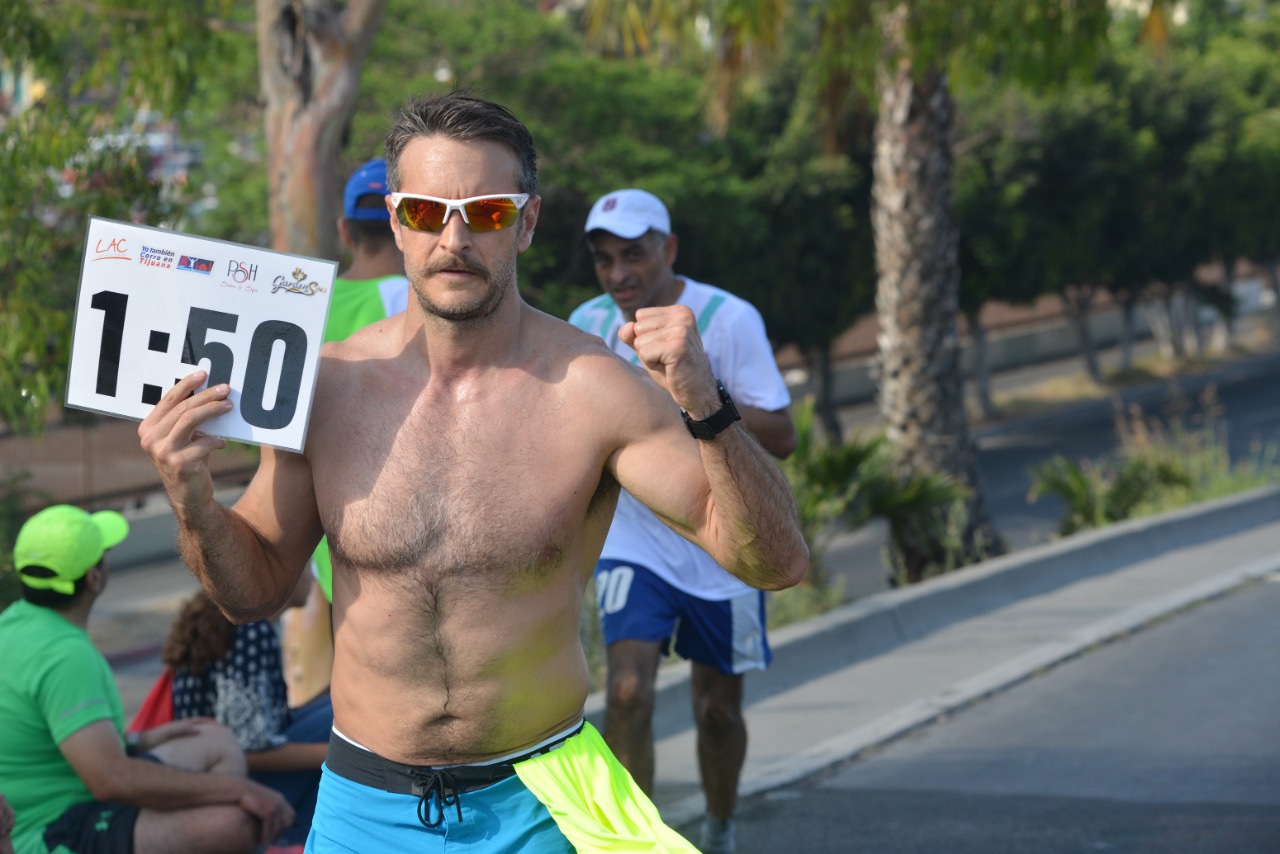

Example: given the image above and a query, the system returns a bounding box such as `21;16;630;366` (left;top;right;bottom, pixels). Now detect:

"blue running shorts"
306;723;696;852
594;559;771;675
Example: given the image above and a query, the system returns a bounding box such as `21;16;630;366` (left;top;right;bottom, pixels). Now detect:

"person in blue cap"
309;158;410;602
0;504;294;853
326;158;410;346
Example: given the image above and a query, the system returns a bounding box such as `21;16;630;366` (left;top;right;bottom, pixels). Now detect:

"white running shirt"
569;278;791;600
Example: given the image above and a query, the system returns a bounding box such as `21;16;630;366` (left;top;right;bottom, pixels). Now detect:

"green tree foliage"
1;1;234;434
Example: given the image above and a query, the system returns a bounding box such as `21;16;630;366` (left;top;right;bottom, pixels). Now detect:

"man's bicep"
59;719;129;795
610;409;710;542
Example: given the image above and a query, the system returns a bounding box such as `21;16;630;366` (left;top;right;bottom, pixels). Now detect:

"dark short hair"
19;564;91;609
384;92;538;197
348;194;398;249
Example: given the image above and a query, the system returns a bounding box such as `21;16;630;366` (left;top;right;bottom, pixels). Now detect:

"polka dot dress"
172;620;291;751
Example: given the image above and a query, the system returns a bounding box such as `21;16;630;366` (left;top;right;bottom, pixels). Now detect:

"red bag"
127;668;174;733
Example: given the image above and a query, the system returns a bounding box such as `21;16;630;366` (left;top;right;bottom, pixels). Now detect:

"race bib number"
66;217;337;452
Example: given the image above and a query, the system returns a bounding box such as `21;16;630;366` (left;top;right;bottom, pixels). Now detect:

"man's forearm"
95;756;253;810
176;501;291;622
698;424;808;590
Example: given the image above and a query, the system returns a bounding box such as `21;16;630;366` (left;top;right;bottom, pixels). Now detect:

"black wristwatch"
681;380;741;440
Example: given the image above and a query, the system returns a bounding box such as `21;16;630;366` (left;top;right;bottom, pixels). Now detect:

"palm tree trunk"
257;0;387;258
872;5;1002;582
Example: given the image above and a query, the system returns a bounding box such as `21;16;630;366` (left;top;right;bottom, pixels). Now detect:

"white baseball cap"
584;189;671;239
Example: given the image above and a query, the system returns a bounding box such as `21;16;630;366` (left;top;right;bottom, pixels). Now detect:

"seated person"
162;572;331;846
0;504;293;854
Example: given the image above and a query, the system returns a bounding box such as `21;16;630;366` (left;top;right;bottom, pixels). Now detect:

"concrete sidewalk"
630;485;1280;831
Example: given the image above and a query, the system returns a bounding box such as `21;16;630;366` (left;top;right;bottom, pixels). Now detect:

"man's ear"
517;195;542;253
386;196;407;253
663;232;679;268
85;563;106;593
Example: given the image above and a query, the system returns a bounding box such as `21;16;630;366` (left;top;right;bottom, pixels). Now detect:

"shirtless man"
139;92;808;852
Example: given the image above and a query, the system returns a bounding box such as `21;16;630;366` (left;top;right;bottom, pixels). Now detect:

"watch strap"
682;380;741;440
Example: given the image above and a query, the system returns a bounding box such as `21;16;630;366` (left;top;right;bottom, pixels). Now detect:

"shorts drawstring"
411;767;464;828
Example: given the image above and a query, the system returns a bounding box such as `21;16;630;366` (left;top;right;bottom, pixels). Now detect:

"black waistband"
325;722;585;797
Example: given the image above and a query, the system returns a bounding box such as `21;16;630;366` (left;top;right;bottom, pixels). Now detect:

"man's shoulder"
0;600;74;638
534;307;621;362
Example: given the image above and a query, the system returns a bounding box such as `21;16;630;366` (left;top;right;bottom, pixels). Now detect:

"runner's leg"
602;639;663;793
690;662;746;820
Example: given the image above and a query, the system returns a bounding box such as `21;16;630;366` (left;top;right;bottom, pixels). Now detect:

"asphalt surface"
704;578;1280;854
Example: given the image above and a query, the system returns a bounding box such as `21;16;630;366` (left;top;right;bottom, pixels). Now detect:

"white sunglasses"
389;192;530;233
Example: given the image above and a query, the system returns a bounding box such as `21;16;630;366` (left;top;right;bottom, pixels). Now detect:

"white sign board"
66;217;336;452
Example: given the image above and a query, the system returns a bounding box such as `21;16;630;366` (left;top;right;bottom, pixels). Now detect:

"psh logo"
228;260;259;283
177;255;214;274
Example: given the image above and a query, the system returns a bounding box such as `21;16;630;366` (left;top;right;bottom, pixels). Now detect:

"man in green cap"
0;504;295;854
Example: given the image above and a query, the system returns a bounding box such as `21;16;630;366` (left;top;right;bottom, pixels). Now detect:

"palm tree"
257;0;389;258
581;0;1110;576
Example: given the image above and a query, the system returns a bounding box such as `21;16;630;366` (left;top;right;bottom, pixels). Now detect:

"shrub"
1028;387;1278;535
781;398;969;588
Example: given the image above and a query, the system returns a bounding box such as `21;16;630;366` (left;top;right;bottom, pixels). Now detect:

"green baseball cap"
14;505;130;595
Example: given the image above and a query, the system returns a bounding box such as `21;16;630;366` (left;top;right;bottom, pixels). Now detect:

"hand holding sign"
137;371;233;513
67;218;335;452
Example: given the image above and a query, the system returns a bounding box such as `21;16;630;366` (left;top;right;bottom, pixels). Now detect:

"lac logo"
177;255;215;274
92;237;130;262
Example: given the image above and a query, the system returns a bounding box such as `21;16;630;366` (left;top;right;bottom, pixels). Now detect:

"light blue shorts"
306;752;573;852
595;559;771;675
306;722;696;852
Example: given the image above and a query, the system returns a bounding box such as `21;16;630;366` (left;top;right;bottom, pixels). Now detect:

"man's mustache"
424;255;489;278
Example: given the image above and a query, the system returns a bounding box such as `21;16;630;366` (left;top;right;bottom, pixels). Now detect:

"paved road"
697;577;1280;854
823;349;1280;602
976;351;1280;551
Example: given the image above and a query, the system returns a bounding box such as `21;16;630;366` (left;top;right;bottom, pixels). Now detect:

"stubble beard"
409;253;516;325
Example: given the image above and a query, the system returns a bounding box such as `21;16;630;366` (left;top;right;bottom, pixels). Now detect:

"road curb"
587;483;1280;733
618;485;1280;827
736;553;1280;797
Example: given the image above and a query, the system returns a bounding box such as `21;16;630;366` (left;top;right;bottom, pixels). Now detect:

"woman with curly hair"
162;573;331;847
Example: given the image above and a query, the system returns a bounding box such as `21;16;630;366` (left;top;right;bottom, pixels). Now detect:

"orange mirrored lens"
397;198;448;232
463;198;521;232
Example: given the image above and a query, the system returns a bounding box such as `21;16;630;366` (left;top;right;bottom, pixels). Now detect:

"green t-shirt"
313;274;410;601
0;600;125;852
322;274;409;344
